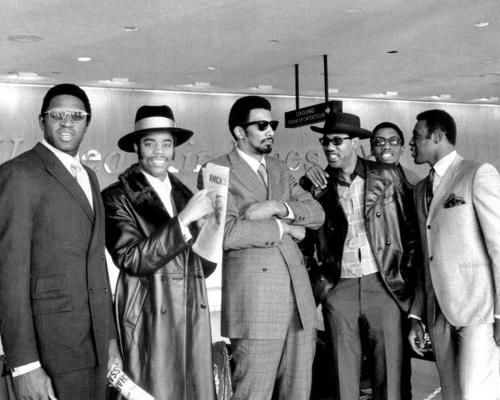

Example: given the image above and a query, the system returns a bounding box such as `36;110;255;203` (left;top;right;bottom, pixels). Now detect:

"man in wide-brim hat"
299;111;417;400
102;105;217;400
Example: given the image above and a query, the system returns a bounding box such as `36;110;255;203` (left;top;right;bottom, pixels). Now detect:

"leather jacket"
300;158;418;311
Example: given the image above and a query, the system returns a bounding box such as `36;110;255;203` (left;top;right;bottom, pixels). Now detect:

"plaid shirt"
337;174;378;278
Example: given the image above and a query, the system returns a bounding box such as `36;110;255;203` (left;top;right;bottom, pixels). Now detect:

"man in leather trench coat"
102;105;217;400
300;111;417;400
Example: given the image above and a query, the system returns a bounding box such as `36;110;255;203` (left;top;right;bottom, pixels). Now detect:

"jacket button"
197;272;203;279
200;303;207;309
270;242;275;246
330;227;334;231
386;240;391;245
376;212;381;217
104;288;108;293
319;276;325;282
161;307;167;314
162;275;167;281
263;267;268;272
429;256;433;261
265;242;270;246
427;225;431;230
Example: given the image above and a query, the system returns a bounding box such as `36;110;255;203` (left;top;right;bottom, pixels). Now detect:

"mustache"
261;138;274;145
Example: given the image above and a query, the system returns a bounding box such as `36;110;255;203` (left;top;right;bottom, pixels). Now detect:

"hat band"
135;116;176;131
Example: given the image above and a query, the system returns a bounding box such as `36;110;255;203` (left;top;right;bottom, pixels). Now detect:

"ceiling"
1;0;499;104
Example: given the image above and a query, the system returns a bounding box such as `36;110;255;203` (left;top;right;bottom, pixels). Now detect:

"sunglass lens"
71;111;87;122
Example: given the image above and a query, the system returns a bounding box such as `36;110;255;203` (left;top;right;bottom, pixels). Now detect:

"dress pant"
230;292;316;400
323;273;403;400
51;365;109;400
429;306;500;400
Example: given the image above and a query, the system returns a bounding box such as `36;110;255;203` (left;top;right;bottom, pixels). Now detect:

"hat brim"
118;127;194;152
310;124;372;139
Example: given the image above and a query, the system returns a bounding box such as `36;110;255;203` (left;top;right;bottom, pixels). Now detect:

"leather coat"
300;158;418;311
102;164;216;400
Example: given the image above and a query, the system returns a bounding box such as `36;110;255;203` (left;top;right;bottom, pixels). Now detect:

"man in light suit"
408;109;500;400
203;96;325;400
0;84;121;400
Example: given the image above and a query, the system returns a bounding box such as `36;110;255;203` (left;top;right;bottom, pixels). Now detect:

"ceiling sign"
285;100;342;128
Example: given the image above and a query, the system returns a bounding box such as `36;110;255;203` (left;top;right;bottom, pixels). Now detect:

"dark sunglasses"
373;136;402;147
240;120;279;131
319;136;351;146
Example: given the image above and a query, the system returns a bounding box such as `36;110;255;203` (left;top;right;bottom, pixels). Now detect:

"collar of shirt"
327;157;366;186
41;139;82;176
432;150;457;181
140;169;172;193
236;147;266;174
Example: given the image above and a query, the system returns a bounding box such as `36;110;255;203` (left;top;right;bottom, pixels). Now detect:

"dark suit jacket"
0;143;115;379
205;149;325;340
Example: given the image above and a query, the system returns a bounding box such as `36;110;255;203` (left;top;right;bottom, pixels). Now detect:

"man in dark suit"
0;84;121;400
300;111;417;400
203;96;325;399
408;109;500;399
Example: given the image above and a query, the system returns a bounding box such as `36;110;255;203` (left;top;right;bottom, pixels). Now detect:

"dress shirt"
141;170;192;242
431;150;457;194
41;139;93;209
236;148;295;238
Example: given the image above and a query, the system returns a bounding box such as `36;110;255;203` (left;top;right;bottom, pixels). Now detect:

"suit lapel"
427;155;463;221
228;149;268;199
34;144;94;222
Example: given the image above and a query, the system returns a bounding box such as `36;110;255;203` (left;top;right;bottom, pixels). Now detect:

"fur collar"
118;163;193;225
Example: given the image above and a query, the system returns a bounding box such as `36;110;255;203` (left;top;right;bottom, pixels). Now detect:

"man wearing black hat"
300;112;417;400
102;105;217;400
0;83;121;400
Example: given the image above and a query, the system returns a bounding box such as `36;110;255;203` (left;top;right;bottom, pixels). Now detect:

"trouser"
429;305;500;400
230;297;316;400
323;273;403;400
51;364;109;400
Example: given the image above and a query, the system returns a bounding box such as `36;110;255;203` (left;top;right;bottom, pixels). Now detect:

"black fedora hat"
310;111;372;139
118;105;194;152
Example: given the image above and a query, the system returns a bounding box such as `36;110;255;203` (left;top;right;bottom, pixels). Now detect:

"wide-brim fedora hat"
310;111;372;139
118;105;194;152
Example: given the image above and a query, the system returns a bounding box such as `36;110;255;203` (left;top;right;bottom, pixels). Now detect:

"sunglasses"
373;136;402;147
240;120;279;131
319;136;351;146
45;108;90;122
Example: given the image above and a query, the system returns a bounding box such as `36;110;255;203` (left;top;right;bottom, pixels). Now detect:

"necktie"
257;162;268;188
71;162;94;210
426;167;435;211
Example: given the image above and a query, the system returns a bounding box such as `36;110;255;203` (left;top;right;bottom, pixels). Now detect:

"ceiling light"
421;94;452;101
207;66;218;71
7;72;43;81
8;34;43;43
269;40;279;45
99;77;131;85
368;91;398;98
474;22;489;28
472;96;499;102
77;57;92;62
124;26;138;32
328;88;339;94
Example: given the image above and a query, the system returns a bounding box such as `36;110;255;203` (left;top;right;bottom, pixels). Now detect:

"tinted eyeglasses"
373;136;402;147
240;120;279;131
45;108;90;122
319;136;351;146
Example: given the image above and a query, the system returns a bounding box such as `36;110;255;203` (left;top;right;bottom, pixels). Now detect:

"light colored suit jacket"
411;154;500;327
207;149;325;340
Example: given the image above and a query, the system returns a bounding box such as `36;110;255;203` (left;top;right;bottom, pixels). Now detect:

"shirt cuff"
275;219;284;239
408;314;421;321
178;219;192;243
494;314;500;319
11;361;41;377
281;202;295;220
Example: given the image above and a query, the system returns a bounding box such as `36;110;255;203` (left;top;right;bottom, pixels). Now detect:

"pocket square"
443;193;466;208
